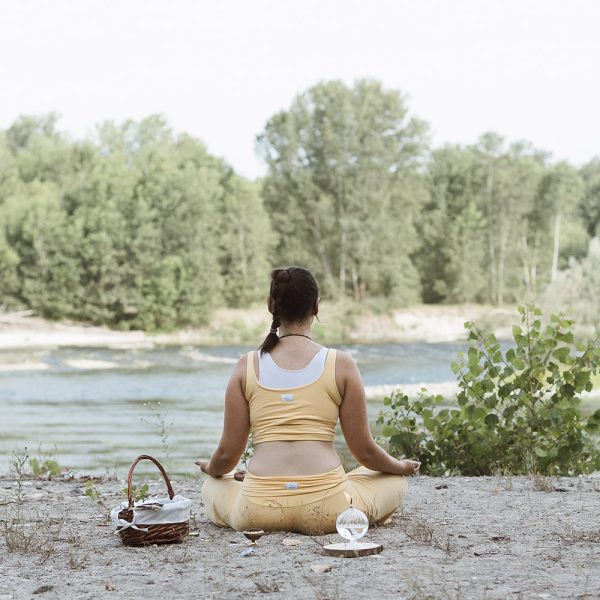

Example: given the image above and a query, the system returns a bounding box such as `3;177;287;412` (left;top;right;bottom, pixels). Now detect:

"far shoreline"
0;303;517;351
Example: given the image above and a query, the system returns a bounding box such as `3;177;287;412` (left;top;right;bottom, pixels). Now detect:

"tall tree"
579;157;600;237
418;145;487;303
218;176;274;307
258;79;429;302
536;163;584;284
475;134;545;304
3;180;80;318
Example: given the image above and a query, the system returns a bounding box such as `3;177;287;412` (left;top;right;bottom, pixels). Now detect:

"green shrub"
121;483;150;503
28;445;63;478
378;305;600;475
29;457;61;478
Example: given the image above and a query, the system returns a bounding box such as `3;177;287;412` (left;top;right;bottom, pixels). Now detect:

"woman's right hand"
195;460;212;475
397;459;420;476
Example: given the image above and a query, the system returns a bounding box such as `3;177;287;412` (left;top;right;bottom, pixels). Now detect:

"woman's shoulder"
330;348;359;380
330;348;355;365
233;352;251;377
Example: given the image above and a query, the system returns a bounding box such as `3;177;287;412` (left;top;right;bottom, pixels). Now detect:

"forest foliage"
0;80;599;330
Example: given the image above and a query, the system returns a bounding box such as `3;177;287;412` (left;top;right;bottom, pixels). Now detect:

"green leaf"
574;371;589;390
556;332;574;344
382;425;397;437
484;413;499;426
552;347;570;363
512;357;525;370
468;347;479;366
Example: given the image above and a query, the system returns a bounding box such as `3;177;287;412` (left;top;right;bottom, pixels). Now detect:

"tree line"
0;80;598;330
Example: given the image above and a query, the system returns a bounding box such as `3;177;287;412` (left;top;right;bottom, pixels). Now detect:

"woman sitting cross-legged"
197;266;420;535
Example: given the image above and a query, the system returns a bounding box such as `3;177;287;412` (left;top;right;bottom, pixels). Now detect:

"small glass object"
242;529;265;546
336;497;369;549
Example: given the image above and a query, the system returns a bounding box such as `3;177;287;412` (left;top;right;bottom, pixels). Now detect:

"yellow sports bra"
244;349;342;444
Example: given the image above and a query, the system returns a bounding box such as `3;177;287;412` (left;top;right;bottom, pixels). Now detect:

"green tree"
124;121;226;329
259;79;429;303
542;237;600;336
476;134;546;305
219;176;274;307
61;142;137;323
3;180;80;318
6;114;71;184
536;163;585;285
418;145;487;303
579;157;600;237
0;114;270;329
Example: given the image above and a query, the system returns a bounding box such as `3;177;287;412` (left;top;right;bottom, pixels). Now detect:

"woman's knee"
346;472;408;522
201;475;241;528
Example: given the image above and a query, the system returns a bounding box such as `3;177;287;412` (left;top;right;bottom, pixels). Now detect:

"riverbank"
1;472;599;599
0;304;516;350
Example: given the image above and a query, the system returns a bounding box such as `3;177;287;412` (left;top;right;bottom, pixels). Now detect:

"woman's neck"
278;323;312;338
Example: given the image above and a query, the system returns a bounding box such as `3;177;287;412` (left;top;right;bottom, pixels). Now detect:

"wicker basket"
113;455;190;547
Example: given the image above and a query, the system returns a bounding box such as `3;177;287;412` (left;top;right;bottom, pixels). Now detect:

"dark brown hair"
258;266;319;355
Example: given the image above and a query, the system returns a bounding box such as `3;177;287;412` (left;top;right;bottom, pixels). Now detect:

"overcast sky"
1;0;599;179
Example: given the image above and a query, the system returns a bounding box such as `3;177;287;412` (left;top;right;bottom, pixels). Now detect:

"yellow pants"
201;465;408;535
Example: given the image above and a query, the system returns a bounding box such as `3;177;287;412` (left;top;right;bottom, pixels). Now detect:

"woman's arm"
196;355;250;477
337;351;420;476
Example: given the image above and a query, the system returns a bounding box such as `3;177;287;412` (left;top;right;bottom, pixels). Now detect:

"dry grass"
396;511;454;553
491;466;514;491
550;523;600;545
2;512;66;561
1;449;66;561
531;474;555;492
251;578;281;593
67;550;91;570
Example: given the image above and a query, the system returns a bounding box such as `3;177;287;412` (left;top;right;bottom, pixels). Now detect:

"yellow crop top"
244;349;343;444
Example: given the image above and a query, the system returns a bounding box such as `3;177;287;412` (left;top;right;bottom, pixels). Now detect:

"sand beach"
1;472;599;599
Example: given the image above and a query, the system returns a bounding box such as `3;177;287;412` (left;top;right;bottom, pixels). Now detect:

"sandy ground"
0;305;514;350
1;473;599;599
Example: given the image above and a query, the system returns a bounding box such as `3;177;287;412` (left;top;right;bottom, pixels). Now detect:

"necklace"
279;333;312;340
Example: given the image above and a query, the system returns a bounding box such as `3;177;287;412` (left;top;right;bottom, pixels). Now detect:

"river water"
0;343;466;476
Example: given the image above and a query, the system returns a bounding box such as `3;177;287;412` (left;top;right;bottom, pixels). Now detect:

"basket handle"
126;454;174;508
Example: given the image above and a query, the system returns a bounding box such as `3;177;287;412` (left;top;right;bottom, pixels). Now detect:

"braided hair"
258;266;319;355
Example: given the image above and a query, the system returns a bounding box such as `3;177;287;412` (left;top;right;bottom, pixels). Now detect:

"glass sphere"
336;505;369;547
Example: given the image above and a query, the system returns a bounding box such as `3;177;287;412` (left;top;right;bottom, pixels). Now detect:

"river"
0;343;466;476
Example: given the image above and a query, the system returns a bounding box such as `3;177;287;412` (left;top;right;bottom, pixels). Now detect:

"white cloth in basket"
110;495;192;531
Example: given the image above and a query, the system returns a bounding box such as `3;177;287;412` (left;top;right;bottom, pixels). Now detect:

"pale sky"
1;0;599;179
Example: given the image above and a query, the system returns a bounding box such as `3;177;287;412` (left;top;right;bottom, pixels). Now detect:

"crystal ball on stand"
335;503;369;549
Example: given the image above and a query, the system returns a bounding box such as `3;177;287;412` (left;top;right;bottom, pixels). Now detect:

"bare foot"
397;459;420;476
